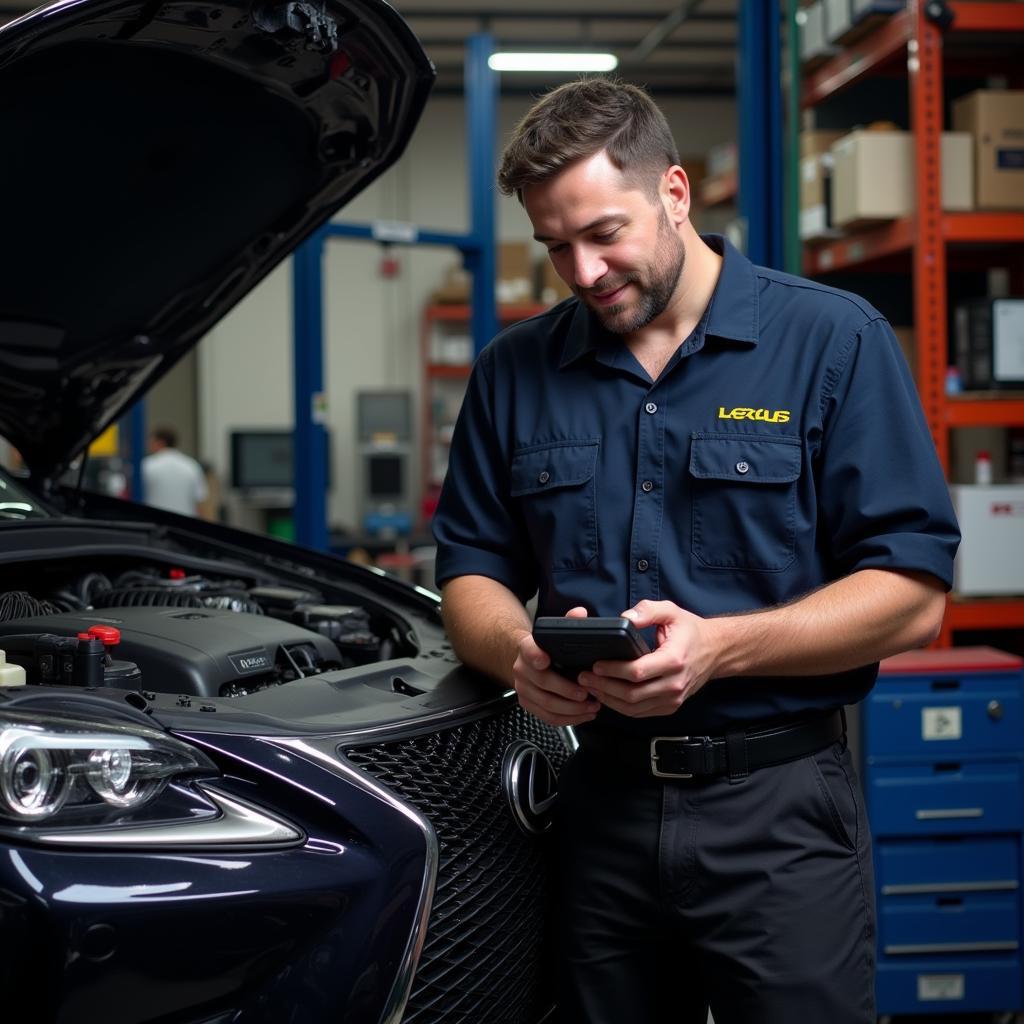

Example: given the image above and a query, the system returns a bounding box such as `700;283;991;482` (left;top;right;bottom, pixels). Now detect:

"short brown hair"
497;78;680;203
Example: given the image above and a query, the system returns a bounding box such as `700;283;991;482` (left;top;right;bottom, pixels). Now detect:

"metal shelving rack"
793;0;1024;646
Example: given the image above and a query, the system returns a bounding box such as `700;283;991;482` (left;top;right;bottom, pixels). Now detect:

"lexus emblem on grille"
501;741;558;835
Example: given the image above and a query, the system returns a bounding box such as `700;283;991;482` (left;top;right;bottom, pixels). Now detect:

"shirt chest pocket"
689;434;801;572
510;441;599;572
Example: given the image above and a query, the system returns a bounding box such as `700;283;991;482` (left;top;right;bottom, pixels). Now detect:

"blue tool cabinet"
866;647;1024;1016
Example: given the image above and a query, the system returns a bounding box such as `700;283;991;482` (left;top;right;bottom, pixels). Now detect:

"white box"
941;132;974;212
799;2;839;64
830;130;974;227
950;484;1024;596
831;132;913;226
824;0;852;42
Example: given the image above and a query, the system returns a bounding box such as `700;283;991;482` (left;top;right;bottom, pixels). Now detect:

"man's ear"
661;165;690;225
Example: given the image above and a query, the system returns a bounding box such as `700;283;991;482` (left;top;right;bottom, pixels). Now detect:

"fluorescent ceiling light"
488;52;619;73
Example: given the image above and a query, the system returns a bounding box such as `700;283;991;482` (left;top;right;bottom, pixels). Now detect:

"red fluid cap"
77;632;94;641
88;625;121;647
169;568;187;580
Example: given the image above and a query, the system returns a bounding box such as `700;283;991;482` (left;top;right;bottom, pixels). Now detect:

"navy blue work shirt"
433;236;960;734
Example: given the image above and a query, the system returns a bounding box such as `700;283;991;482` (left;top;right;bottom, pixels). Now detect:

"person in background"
142;426;207;517
431;78;960;1024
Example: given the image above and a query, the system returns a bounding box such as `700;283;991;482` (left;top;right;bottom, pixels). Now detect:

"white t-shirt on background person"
142;447;208;516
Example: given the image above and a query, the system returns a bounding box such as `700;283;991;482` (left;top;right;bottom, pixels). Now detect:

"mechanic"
432;78;960;1023
142;426;208;518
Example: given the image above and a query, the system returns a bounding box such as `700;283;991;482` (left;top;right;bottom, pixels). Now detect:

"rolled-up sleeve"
817;318;960;588
432;347;538;601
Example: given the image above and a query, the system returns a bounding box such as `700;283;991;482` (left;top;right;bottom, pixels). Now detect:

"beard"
579;211;686;335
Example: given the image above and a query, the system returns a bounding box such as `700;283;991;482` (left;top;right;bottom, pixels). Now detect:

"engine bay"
0;563;420;698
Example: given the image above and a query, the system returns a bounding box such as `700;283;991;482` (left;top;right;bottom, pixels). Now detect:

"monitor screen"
357;391;412;442
367;452;405;499
230;430;330;490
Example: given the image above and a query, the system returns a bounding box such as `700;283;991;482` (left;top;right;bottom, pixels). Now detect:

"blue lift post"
738;0;784;270
292;227;330;552
128;400;146;503
290;33;498;550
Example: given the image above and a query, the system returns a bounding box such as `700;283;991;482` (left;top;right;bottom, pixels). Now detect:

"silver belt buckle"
650;736;694;779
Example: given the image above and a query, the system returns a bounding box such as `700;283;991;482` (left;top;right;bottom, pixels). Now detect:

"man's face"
525;150;686;335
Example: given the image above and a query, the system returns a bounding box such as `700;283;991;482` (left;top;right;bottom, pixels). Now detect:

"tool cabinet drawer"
877;836;1021;894
879;890;1020;956
876;957;1022;1015
865;673;1022;758
867;761;1022;836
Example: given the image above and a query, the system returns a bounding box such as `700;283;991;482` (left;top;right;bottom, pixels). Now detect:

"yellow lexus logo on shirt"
718;407;791;424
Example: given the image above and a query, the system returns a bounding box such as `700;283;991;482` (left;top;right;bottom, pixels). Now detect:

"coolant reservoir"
0;650;26;687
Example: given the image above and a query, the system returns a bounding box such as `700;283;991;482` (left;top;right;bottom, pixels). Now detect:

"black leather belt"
577;710;845;781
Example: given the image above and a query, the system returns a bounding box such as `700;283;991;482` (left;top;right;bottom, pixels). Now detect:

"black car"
0;2;570;1021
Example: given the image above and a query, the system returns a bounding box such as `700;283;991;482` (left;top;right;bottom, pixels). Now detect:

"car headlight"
0;708;214;823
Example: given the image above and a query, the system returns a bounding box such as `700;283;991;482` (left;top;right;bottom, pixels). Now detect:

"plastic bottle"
974;450;993;486
0;650;26;687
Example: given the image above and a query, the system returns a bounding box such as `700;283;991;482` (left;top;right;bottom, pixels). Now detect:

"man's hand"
577;600;719;718
512;606;601;727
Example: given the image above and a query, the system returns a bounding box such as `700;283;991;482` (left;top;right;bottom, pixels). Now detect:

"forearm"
706;569;946;679
440;575;533;687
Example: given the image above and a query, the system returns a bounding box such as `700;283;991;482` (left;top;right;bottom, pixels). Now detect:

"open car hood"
0;0;434;485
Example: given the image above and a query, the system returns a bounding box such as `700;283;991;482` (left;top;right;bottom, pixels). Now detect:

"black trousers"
552;738;876;1024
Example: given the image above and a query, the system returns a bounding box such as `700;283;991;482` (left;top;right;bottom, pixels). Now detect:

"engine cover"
0;607;342;697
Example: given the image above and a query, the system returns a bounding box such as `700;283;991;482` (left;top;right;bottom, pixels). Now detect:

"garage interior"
1;0;1024;1021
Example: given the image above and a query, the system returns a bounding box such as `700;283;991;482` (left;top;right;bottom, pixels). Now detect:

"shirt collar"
559;233;760;369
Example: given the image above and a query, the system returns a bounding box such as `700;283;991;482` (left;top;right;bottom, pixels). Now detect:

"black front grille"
344;705;569;1024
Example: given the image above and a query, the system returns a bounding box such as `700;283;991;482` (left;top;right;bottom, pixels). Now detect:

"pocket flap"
510;441;599;496
689;435;801;484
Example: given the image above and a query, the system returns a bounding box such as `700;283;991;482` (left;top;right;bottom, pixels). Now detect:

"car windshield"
0;471;50;520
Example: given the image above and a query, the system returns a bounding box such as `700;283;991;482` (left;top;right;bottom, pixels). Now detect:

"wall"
197;93;738;533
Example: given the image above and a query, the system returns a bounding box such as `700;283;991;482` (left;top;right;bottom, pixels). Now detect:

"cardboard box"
830;130;974;227
951;484;1024;596
941;131;974;211
431;263;470;305
799;203;842;242
831;131;913;227
800;130;844;159
799;150;843;241
535;258;573;306
952;90;1024;210
498;241;533;304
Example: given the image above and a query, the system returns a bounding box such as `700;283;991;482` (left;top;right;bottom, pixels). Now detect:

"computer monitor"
230;430;331;490
357;391;412;443
366;451;405;501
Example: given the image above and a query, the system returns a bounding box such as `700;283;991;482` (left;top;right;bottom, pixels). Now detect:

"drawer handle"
884;941;1019;956
915;807;983;820
882;880;1019;895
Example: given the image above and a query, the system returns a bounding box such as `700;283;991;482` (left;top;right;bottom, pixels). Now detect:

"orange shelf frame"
945;397;1024;428
802;3;1024;645
944;212;1024;244
801;9;911;107
424;303;547;323
426;364;471;380
803;218;915;274
949;1;1024;32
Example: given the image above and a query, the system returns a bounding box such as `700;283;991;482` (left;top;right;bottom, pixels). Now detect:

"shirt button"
735;461;750;475
637;558;649;572
645;402;658;414
538;470;550;484
641;480;654;493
